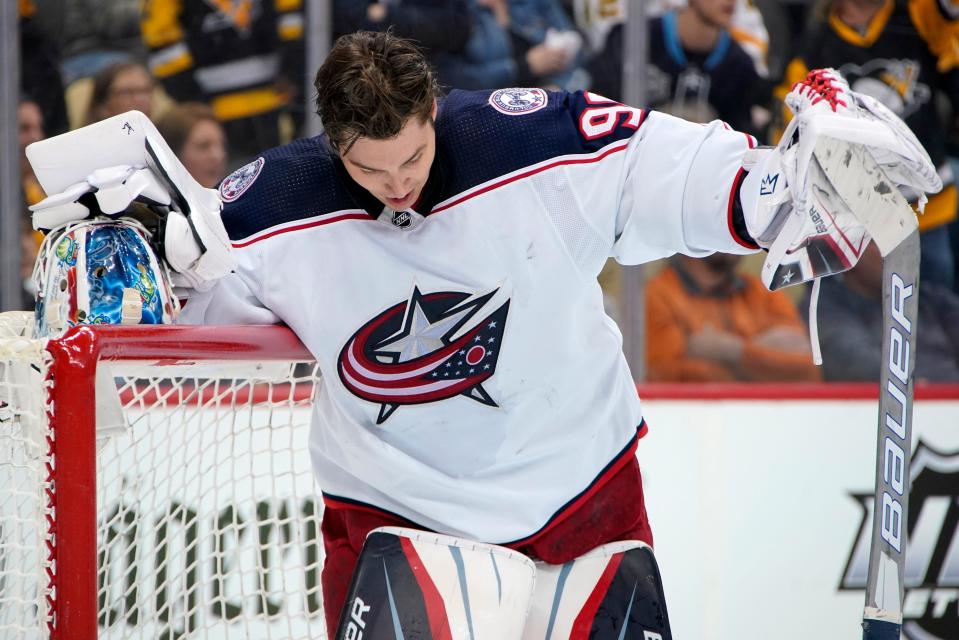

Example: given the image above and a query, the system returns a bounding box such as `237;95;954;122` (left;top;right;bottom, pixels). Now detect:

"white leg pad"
524;540;672;640
337;526;535;640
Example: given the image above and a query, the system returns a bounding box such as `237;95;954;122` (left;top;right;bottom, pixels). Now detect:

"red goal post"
0;313;325;639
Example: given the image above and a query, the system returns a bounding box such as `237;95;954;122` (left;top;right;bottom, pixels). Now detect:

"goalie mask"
32;219;179;338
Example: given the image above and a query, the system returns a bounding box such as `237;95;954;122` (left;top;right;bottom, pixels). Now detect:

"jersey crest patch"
219;156;264;202
488;88;548;116
338;286;510;424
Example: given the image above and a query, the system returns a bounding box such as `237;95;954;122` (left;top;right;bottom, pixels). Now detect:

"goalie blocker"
336;527;671;640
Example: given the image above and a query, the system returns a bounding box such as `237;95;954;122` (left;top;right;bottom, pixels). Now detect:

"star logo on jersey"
488;88;548;116
338;286;509;424
839;442;959;639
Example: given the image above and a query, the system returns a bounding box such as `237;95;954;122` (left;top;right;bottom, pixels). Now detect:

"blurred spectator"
728;0;770;77
19;100;45;208
156;103;228;189
19;99;46;309
20;0;68;136
775;0;959;289
811;242;959;382
571;0;626;56
333;1;472;67
435;0;579;89
31;0;144;85
435;0;517;90
508;0;589;91
85;61;155;125
589;0;769;136
142;0;305;164
645;254;820;382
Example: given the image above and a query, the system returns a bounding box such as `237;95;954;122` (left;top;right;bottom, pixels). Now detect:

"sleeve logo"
219;157;265;202
488;88;548;115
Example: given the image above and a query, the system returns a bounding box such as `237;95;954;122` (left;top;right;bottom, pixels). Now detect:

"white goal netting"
0;313;327;639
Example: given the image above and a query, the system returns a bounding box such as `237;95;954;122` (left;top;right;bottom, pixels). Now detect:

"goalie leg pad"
335;526;535;640
524;540;672;640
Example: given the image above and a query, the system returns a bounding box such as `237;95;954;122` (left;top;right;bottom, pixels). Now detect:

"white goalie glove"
26;110;235;292
739;68;942;291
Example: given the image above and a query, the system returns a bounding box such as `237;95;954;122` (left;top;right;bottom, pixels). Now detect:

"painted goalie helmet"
32;218;179;338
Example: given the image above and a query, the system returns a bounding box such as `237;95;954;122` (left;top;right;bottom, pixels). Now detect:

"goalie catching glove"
26;110;235;292
739;68;941;291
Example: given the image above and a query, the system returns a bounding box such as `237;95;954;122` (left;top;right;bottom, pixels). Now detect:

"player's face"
341;103;437;211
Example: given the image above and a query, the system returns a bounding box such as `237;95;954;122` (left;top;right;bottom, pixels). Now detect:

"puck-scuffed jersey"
181;88;758;543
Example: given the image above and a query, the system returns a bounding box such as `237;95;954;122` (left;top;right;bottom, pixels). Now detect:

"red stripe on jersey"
231;211;370;248
727;166;759;250
399;536;454;640
570;553;625;639
321;494;421;527
431;141;630;215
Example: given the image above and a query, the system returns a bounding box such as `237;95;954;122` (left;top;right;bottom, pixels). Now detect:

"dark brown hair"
156;102;221;154
314;31;439;154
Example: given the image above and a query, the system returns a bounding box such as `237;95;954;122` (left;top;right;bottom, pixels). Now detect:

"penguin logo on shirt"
338;286;510;424
489;88;549;116
839;59;930;119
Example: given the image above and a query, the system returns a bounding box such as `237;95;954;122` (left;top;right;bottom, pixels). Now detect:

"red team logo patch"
219;157;265;202
488;88;548;115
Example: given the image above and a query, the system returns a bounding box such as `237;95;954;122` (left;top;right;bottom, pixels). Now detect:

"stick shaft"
862;230;920;638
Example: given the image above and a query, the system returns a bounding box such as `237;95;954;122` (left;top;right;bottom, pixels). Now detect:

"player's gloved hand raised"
27;111;235;293
739;68;941;290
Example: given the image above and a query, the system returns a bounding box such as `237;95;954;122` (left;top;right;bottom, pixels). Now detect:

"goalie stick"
812;137;920;640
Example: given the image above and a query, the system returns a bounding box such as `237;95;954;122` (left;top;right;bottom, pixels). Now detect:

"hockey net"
0;312;326;639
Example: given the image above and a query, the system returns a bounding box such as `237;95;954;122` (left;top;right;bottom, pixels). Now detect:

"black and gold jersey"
775;0;959;230
141;0;304;123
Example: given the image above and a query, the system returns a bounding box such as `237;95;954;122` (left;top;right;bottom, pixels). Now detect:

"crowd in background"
13;0;959;383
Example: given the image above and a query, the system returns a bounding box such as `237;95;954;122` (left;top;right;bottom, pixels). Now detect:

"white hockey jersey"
181;88;760;543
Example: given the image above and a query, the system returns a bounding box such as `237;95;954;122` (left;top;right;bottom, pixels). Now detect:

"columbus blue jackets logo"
219;156;264;202
489;88;548;116
338;287;509;424
840;442;959;639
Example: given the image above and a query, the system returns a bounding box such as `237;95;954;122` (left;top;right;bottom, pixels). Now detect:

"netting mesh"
0;312;53;639
0;314;328;639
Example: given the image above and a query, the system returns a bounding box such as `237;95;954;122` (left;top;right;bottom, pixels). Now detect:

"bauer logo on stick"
840;441;959;639
489;88;548;115
220;157;265;202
